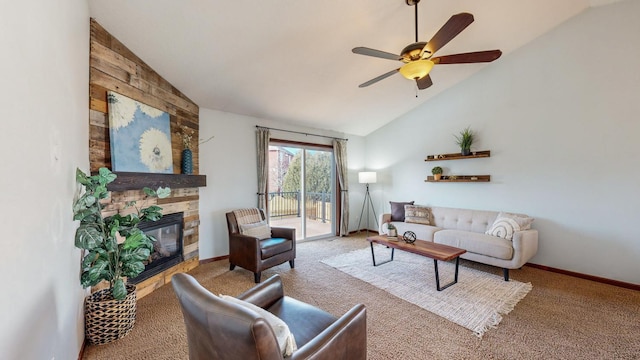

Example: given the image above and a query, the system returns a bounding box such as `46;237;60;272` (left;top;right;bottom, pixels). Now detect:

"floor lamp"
357;171;378;236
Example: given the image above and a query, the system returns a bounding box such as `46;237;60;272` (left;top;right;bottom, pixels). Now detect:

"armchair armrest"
290;304;367;360
271;226;295;240
229;233;262;264
237;274;285;309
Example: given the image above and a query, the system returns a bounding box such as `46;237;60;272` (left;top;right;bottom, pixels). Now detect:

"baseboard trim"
348;229;377;235
526;263;639;291
200;255;229;264
77;339;86;360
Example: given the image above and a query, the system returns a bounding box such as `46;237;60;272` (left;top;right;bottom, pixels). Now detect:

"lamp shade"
358;171;377;184
399;60;434;80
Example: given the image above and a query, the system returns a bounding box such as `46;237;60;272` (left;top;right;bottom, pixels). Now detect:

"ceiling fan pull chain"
414;0;419;43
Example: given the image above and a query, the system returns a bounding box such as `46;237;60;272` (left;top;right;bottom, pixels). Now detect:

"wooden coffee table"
366;235;467;291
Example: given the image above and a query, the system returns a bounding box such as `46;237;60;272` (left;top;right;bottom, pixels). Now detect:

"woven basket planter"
85;285;137;345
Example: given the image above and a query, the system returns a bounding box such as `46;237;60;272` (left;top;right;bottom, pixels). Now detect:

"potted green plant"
73;167;170;344
431;166;443;181
454;126;474;156
387;222;397;237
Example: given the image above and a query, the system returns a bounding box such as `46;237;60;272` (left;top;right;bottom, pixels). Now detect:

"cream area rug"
321;245;532;337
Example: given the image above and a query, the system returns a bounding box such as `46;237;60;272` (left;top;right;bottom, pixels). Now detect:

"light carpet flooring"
83;234;640;360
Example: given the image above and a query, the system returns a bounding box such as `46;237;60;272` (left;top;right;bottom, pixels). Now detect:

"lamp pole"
357;172;379;236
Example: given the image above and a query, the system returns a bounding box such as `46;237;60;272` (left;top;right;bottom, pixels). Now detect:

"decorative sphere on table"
403;231;417;244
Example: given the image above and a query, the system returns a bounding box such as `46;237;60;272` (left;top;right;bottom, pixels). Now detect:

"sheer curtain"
256;128;270;210
333;139;349;236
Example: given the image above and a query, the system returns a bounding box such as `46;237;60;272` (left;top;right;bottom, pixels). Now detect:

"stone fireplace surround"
99;172;206;299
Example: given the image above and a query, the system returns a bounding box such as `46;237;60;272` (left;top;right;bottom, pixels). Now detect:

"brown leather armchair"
172;273;367;360
226;209;296;283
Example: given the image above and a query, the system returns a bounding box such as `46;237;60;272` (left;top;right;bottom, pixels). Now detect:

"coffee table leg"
370;242;394;266
434;256;460;291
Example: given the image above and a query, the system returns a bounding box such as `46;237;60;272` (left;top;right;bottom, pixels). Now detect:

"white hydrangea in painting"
108;91;173;173
107;92;137;130
139;128;173;171
138;103;165;118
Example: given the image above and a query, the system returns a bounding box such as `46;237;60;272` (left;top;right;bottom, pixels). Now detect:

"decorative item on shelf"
387;222;397;237
179;126;194;175
432;166;443;181
454;126;474;156
403;231;417;244
449;175;458;180
470;176;478;181
73;167;171;345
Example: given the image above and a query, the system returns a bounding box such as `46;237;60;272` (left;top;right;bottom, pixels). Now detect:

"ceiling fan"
353;0;502;90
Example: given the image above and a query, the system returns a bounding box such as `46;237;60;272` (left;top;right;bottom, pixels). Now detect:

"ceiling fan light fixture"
399;59;434;80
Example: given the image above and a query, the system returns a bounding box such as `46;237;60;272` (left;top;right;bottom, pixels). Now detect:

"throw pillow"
500;212;535;230
390;201;415;221
220;295;297;356
239;221;272;240
404;205;431;225
485;212;534;240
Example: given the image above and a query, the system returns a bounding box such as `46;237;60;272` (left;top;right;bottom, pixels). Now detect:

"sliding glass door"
268;143;334;240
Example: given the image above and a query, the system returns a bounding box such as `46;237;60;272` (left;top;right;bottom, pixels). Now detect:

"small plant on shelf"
432;166;443;181
454;126;474;156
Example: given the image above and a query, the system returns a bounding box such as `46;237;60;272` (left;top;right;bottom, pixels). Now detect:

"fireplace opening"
128;212;184;284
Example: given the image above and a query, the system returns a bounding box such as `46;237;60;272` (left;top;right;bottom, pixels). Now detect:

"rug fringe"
474;282;533;338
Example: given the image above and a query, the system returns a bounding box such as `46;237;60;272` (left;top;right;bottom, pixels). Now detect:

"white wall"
198;109;365;259
0;1;89;359
365;0;640;284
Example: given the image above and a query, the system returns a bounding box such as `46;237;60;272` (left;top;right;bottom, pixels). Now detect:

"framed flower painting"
107;91;173;173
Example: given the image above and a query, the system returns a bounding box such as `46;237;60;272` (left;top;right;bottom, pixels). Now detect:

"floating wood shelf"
105;172;207;192
425;175;490;183
425;150;490;161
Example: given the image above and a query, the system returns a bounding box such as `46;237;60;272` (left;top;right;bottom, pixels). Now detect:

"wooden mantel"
106;172;206;192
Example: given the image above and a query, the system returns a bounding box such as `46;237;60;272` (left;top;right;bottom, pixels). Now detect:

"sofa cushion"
390;201;414;221
485;212;534;240
220;294;297;356
239;220;272;240
404;205;431;225
434;230;513;260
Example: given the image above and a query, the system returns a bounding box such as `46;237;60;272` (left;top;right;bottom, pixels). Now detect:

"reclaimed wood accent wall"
89;19;201;297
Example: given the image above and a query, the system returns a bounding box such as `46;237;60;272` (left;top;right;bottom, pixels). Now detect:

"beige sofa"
378;205;538;281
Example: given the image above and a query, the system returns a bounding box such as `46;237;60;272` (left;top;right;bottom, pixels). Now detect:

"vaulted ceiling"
88;0;621;136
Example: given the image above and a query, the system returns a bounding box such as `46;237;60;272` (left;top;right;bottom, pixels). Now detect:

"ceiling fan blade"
432;50;502;64
358;68;400;88
421;13;474;57
352;47;403;61
416;74;433;90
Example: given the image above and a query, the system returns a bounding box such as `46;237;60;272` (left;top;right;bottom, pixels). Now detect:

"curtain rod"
256;125;348;141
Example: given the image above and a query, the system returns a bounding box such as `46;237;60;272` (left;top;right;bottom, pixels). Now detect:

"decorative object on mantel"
178;126;194;175
107;91;173;174
454;126;474;156
431;166;443;181
73;167;171;344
